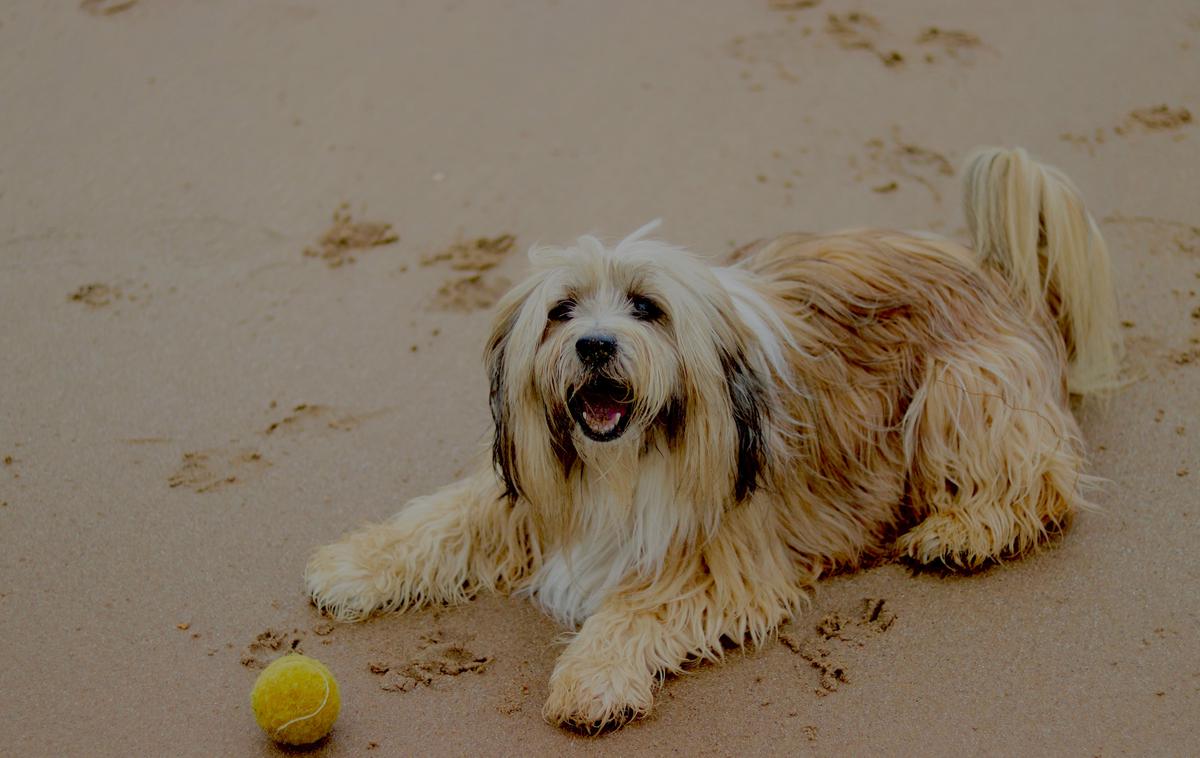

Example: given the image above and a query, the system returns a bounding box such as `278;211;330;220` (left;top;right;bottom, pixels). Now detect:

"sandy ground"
1;1;1198;755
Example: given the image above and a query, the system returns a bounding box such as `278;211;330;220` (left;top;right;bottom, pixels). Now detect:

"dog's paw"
896;512;981;569
304;539;402;622
542;656;654;734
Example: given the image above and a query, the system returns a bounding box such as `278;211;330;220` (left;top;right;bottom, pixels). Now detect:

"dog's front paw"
542;655;655;734
304;537;406;622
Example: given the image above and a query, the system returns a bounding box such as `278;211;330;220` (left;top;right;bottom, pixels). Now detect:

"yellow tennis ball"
250;654;341;746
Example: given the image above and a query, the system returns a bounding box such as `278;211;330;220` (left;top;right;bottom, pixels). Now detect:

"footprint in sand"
368;629;493;693
852;129;954;203
1114;105;1193;136
421;234;518;313
1062;105;1193;152
432;274;514;313
68;281;156;310
420;234;516;272
824;12;906;67
304;204;399;269
239;625;335;669
262;403;390;436
729;10;985;90
69;283;122;308
168;402;391;493
779;597;897;696
167;448;270;494
825;14;985;67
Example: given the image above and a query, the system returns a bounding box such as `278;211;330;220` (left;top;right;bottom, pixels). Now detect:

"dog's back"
725;147;1122;569
736;147;1122;398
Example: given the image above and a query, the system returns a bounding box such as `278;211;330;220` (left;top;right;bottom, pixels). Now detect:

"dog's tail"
963;146;1123;395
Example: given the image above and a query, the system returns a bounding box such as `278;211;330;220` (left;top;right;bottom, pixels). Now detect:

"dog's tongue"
582;395;624;434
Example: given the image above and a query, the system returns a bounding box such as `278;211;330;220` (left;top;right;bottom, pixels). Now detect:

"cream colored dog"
306;147;1121;732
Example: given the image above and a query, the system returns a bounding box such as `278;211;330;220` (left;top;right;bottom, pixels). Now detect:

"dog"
305;147;1122;732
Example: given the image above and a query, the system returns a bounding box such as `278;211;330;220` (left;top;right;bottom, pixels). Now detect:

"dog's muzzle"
568;378;633;442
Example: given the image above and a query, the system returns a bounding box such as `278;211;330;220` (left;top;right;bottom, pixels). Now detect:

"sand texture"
1;1;1197;755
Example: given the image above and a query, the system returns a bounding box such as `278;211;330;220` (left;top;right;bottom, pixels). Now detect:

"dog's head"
484;224;775;529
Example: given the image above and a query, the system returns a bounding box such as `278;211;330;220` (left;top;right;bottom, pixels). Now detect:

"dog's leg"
541;599;676;733
542;499;807;732
896;349;1089;568
305;467;536;621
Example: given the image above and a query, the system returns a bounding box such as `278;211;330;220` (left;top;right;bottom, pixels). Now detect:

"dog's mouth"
568;380;633;442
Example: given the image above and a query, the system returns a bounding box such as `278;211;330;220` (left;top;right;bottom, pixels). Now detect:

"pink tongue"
583;397;622;428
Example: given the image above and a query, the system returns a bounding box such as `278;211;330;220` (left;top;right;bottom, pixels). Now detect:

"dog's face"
534;259;679;446
485;231;773;532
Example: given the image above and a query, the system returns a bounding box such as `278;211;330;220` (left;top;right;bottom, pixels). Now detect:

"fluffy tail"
963;146;1123;395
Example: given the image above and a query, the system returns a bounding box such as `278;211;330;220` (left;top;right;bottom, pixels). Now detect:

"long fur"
305;146;1121;733
963;146;1123;393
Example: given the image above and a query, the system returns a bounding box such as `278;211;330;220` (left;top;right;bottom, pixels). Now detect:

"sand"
0;1;1197;755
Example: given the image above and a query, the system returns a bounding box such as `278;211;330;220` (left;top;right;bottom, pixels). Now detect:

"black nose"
576;334;617;366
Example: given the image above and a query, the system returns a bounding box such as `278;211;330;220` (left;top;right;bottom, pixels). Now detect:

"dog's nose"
576;334;618;366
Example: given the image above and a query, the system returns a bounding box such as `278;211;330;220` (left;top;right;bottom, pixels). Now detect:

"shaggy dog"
305;147;1122;732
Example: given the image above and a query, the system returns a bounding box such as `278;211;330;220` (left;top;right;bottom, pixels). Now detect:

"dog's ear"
722;348;769;502
485;311;521;502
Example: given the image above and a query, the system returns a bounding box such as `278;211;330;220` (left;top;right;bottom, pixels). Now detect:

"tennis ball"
250;654;341;746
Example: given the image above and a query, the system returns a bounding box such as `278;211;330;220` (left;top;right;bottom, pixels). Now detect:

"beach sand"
1;1;1197;755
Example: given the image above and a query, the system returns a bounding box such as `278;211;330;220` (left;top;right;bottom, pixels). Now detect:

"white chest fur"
523;446;684;627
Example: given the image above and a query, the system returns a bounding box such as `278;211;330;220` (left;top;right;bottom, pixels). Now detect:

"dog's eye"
629;295;663;322
548;299;575;322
